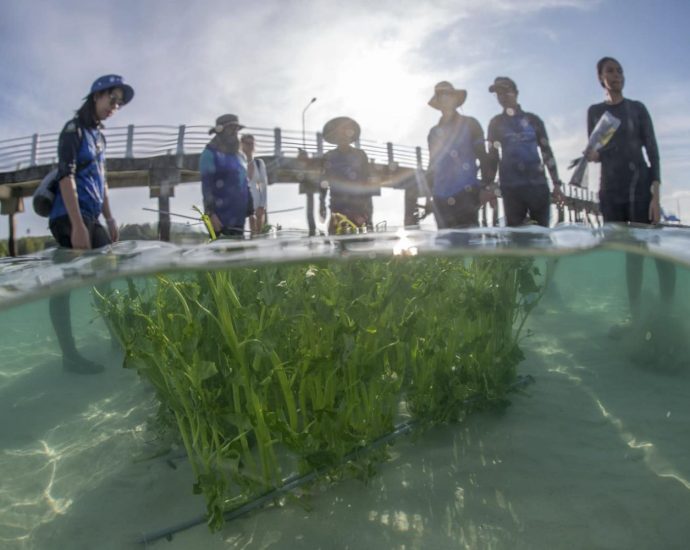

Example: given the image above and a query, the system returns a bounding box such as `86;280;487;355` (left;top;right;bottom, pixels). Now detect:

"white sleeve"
259;159;268;191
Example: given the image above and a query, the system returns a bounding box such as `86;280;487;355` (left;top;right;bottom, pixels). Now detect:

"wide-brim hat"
428;81;467;110
88;74;135;105
210;113;245;134
322;116;361;145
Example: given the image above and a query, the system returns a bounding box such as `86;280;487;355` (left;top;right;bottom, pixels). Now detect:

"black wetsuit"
587;99;660;223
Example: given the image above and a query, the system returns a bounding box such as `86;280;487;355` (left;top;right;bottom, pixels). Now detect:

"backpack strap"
75;120;104;172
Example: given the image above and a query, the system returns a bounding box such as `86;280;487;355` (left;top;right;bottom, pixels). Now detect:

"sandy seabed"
1;257;689;550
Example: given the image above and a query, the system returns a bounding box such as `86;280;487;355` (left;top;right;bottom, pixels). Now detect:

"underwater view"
2;0;689;548
1;227;689;549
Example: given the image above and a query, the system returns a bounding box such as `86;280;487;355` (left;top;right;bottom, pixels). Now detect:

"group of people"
425;76;565;230
45;55;670;373
199;114;268;238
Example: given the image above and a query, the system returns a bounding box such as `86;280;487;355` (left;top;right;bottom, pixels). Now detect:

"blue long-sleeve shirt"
427;113;487;198
486;107;559;188
200;145;250;231
50;117;106;221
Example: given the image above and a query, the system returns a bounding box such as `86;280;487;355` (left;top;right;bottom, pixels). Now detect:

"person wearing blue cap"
48;74;135;374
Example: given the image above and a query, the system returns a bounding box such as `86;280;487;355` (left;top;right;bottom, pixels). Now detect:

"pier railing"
0;123;599;204
0;124;601;256
0;125;432;172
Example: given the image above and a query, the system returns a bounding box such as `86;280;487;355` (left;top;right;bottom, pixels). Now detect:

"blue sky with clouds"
1;0;689;238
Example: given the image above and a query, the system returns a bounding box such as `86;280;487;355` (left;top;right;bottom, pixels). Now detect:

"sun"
327;40;428;144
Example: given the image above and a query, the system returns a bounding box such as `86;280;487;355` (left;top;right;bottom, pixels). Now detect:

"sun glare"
330;41;426;141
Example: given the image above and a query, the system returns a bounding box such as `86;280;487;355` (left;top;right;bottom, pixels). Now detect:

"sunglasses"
108;93;125;108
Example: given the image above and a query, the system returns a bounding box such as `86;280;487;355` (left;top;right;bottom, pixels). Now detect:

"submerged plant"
96;254;543;530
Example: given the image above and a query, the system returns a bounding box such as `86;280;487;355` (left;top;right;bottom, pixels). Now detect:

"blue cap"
88;74;135;104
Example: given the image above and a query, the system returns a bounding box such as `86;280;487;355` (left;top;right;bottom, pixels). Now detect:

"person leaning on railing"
48;74;135;374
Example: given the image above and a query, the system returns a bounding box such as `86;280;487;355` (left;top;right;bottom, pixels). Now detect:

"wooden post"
316;132;324;157
400;144;427;227
386;142;394;169
150;165;179;242
8;212;17;257
306;192;316;236
30;133;39;167
176;125;186;168
126;125;135;158
1;197;24;257
158;194;170;242
404;167;421;227
403;179;417;227
415;146;423;169
274;128;282;157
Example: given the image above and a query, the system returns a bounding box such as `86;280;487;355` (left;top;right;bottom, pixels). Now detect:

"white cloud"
0;0;602;138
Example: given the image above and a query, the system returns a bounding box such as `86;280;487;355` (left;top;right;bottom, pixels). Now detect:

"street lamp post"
302;97;317;151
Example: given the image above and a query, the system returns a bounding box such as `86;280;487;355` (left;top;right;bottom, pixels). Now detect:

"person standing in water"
427;81;493;228
585;56;675;336
49;74;134;374
200;114;252;238
486;76;564;226
240;133;268;236
318;116;373;234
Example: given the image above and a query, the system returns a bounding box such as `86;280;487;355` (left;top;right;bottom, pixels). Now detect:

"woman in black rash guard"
586;56;675;336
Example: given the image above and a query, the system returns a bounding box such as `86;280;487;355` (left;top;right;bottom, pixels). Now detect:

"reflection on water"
0;227;689;548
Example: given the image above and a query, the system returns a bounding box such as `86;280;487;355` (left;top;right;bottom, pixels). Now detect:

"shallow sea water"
1;226;689;550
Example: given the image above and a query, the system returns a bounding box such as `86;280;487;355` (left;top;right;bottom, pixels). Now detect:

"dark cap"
488;76;518;94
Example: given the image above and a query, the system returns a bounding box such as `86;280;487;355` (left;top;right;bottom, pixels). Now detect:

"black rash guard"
587;99;660;202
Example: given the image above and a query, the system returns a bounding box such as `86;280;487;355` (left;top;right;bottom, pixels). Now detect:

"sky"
1;0;689;238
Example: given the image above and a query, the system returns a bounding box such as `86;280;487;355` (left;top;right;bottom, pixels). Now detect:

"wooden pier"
0;124;600;255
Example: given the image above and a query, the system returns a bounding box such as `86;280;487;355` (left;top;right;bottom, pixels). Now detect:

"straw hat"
322;116;361;145
428;81;467;110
